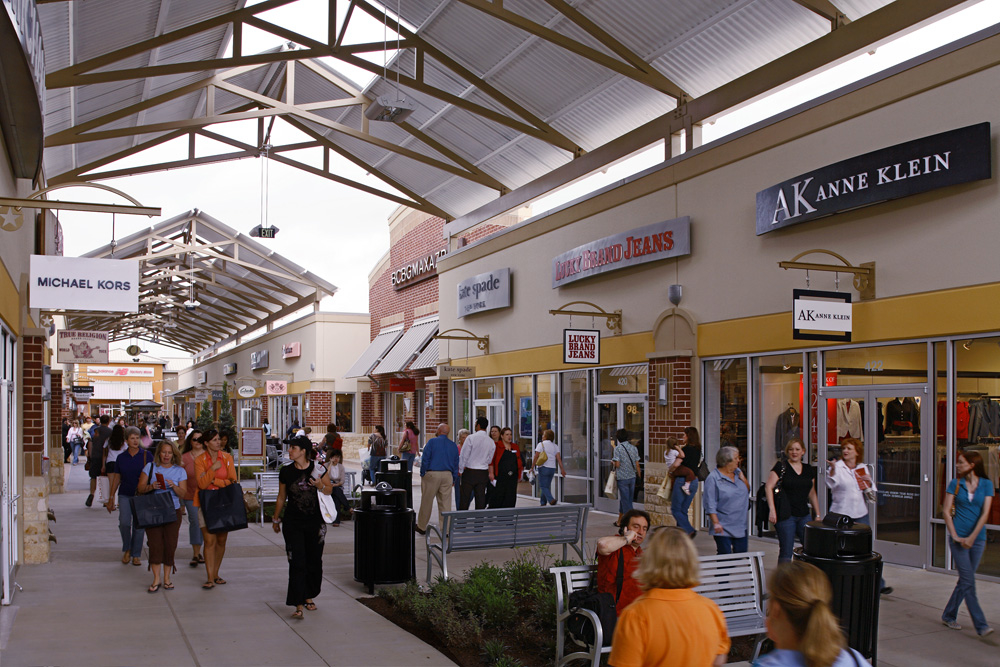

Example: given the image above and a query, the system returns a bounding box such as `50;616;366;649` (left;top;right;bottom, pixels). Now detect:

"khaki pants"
418;471;454;530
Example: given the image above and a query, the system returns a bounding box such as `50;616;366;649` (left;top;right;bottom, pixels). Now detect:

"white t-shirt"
664;449;680;467
534;440;559;469
105;445;126;464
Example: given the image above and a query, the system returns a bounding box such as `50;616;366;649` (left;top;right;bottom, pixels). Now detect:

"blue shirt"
755;647;871;667
947;477;994;543
116;448;154;497
704;468;749;538
420;435;459;480
144;463;188;510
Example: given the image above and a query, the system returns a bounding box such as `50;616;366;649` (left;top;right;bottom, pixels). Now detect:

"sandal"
202;581;215;590
147;584;161;594
291;609;304;620
163;582;174;590
196;554;206;564
121;551;131;564
132;557;141;566
189;557;199;568
214;577;227;585
304;601;317;611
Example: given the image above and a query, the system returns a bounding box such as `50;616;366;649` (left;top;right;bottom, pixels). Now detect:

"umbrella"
126;400;163;409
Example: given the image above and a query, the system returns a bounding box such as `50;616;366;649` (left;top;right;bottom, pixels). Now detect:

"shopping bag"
130;492;176;528
604;470;617;499
317;491;338;524
656;474;671;500
96;476;111;505
199;483;249;534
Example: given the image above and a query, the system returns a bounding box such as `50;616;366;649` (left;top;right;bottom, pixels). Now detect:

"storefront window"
705;358;748;478
476;377;503;401
932;341;947;568
560;371;589;503
510;376;533;495
596;366;647;395
452;380;470;436
823;343;928;386
335;393;354;432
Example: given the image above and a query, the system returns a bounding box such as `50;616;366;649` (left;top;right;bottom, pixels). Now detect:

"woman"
705;446;750;554
488;427;523;508
368;425;387;485
195;428;238;589
609;527;730;666
398;421;420;472
104;424;126;512
826;438;890;594
66;420;84;466
611;429;641;525
754;561;872;667
272;436;332;619
456;429;470;453
137;440;188;592
533;429;566;506
672;427;703;537
765;437;819;563
941;450;994;636
116;426;155;566
322;423;342;453
181;430;206;568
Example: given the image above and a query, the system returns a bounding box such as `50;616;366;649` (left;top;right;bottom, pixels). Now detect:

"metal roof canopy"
35;0;966;222
57;209;337;354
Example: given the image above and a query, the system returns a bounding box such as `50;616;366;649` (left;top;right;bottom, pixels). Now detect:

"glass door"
594;396;647;513
819;384;927;567
473;400;504;435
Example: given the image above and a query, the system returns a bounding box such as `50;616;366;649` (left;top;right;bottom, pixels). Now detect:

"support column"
644;356;692;527
21;333;51;563
48;370;65;493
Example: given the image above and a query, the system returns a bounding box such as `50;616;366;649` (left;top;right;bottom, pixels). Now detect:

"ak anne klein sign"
757;123;992;235
552;217;691;288
793;289;852;343
391;247;447;291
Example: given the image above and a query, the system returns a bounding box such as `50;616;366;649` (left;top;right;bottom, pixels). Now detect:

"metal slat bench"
551;550;767;667
425;505;589;582
254;471;281;524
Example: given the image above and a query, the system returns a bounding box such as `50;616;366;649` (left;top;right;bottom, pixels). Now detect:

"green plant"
218;381;238;452
482;639;509;663
196;398;214;433
494;656;524;667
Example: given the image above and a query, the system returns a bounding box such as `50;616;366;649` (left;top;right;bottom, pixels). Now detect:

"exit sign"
258;227;277;239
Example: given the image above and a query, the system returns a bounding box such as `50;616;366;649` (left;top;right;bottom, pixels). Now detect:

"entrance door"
474;400;504;434
594;396;647;513
819;385;927;566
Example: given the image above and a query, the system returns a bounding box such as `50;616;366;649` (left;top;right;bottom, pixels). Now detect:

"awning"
410;337;440;372
164;385;197;398
610;364;648;376
372;317;439;375
92;381;153;400
345;325;405;378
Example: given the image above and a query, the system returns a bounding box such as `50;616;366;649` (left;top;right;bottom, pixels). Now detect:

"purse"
535;448;549;466
312;464;338;524
131;464;176;528
604;470;618;498
199;483;249;534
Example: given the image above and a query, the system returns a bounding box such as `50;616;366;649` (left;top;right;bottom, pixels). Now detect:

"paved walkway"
1;462;999;666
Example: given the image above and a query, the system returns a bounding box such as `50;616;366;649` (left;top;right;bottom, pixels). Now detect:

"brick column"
49;370;65;493
21;334;51;563
304;391;332;431
645;356;692;527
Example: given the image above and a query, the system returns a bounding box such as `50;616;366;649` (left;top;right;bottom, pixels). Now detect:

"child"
664;437;696;495
326;449;352;526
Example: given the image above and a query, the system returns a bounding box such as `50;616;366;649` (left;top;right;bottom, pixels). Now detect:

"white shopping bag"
96;476;111;504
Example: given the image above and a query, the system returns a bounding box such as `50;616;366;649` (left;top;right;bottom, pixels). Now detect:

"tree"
218;381;238;454
197;397;214;433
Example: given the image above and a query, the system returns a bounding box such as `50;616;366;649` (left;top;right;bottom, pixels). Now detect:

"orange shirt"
193;450;237;507
609;588;730;667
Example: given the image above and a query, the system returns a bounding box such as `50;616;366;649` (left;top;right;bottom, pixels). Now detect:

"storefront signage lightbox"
282;342;301;358
194;391;208;401
29;255;139;311
391;247;447;291
388;378;416;392
237;385;256;398
196;370;207;384
564;329;600;364
757;123;992;235
266;380;287;395
457;268;511;318
71;385;94;400
222;363;237;375
56;330;109;364
551;217;691;288
250;350;269;370
86;365;154;378
792;289;852;343
439;365;474;379
212;390;225;401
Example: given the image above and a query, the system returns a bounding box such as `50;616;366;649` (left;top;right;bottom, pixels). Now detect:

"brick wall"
21;334;51;563
49;370;65;493
644;356;692;527
304;391;332;430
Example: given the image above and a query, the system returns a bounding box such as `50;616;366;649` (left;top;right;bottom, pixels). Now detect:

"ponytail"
769;562;845;667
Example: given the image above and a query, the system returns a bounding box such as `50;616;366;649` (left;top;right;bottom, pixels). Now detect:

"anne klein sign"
457;268;511;318
391;247;447;291
757;123;992;235
552;217;691;288
793;289;852;343
564;329;600;364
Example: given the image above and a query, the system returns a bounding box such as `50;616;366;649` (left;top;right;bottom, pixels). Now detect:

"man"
595;509;649;614
86;415;113;507
415;424;459;535
61;417;71;463
458;416;495;510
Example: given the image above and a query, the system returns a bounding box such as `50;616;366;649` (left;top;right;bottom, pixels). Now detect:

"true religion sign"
564;329;600;364
756;123;992;235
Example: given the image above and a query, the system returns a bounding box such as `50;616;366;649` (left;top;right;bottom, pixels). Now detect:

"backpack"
567;549;625;647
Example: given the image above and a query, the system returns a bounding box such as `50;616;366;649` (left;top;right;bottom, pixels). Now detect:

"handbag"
312;464;338;524
199;483;249;534
243;489;260;514
696;460;710;482
535;448;548;466
131;465;176;528
656;473;671;500
604;470;618;498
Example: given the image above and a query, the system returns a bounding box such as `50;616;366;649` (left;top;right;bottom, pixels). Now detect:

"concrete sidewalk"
2;462;999;666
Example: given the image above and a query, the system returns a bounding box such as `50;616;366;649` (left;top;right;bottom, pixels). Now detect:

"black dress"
489;449;520;508
279;462;326;607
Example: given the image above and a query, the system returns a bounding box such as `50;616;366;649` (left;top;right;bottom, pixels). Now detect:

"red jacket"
491;442;523;481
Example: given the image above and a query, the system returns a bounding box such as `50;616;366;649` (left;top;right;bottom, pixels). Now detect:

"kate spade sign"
757;123;991;235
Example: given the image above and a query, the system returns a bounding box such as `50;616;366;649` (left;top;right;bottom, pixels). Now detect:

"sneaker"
681;483;691;496
85;494;94;507
978;627;994;637
880;586;893;596
942;619;961;630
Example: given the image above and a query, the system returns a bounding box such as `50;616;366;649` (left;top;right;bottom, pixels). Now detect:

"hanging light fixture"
364;0;416;123
250;142;279;238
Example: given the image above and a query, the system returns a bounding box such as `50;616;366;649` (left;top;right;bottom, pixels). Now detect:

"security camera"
132;357;140;363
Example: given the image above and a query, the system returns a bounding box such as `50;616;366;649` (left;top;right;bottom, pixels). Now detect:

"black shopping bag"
199;483;248;534
131;492;176;528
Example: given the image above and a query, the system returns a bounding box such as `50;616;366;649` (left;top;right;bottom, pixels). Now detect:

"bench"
425;505;589;582
551;551;767;667
254;471;280;524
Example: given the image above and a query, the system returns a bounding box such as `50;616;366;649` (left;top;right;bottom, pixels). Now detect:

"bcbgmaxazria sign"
756;123;992;235
552;217;691;288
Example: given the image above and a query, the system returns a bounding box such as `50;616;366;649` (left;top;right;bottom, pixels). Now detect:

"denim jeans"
118;495;145;556
72;443;81;465
369;455;384;484
671;478;699;534
183;498;203;547
713;534;749;555
854;513;887;590
944;537;988;633
400;452;416;473
537;467;556;505
617;477;636;515
776;514;811;563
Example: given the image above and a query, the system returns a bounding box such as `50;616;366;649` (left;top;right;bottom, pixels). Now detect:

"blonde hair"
784;437;805;457
154;439;183;466
769;562;845;667
634;527;700;591
666;436;681;451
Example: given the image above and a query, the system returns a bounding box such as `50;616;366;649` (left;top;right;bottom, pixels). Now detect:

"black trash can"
376;456;413;509
794;513;882;664
354;482;415;594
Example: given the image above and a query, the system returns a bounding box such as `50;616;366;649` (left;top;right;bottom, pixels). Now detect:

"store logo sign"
757;123;992;235
391;248;447;290
29;255;139;311
57;330;109;364
564;329;600;364
457;268;511;318
222;363;237;375
793;289;852;342
266;380;287;395
237;385;256;398
250;350;269;370
282;342;301;358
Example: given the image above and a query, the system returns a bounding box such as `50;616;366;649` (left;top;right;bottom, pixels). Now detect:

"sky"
51;0;1000;358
